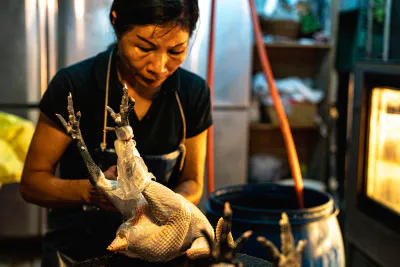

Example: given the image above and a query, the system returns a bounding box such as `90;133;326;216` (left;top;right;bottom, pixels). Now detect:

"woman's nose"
147;53;168;77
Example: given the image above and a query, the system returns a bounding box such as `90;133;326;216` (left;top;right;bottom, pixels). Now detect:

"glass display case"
345;61;400;267
367;87;400;215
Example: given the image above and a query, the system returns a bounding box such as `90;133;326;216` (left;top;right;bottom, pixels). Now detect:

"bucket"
205;183;345;267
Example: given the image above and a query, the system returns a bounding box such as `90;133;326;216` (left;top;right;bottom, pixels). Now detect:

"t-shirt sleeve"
38;70;74;130
186;79;213;138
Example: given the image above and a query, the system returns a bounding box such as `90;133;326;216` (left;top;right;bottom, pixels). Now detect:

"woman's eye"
138;46;152;52
169;50;184;55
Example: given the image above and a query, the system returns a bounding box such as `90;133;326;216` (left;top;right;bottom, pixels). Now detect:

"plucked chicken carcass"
56;85;215;262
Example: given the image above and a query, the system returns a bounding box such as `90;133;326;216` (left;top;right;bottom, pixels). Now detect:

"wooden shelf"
252;42;331;78
249;123;319;163
249;4;338;179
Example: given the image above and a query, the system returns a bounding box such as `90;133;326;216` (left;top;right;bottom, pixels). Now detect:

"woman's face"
117;24;190;90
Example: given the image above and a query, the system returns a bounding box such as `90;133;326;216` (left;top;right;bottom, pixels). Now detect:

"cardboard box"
266;102;317;127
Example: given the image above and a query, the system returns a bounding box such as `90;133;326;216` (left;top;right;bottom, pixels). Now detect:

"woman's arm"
173;129;208;205
20;113;115;211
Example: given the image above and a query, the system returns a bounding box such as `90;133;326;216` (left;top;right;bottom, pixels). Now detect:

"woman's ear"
111;11;120;39
111;11;117;25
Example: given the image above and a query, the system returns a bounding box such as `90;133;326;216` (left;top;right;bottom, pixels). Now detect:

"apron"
41;49;187;267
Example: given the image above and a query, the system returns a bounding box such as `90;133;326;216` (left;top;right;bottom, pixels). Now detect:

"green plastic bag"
0;112;35;185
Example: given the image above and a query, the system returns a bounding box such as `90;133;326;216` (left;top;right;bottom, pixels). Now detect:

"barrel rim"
208;183;336;223
206;202;340;225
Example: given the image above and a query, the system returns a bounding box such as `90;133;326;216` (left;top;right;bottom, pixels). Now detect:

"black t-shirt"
39;48;213;181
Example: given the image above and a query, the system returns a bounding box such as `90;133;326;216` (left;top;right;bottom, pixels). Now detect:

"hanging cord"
206;0;217;196
100;49;114;152
175;92;187;171
248;0;304;208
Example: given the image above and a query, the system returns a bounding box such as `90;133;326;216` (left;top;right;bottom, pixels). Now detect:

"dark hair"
110;0;199;37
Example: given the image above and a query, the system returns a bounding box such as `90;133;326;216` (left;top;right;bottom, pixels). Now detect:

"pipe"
206;0;217;196
248;0;304;208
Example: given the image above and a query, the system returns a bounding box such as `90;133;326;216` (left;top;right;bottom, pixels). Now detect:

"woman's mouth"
141;76;159;85
143;77;157;83
140;75;166;88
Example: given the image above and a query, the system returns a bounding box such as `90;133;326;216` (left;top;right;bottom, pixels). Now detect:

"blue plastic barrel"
205;183;345;267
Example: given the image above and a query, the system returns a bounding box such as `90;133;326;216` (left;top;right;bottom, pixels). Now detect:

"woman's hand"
104;165;118;180
85;186;119;212
81;165;119;212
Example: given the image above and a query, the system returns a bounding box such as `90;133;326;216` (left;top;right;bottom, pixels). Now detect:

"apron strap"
100;48;114;152
175;92;187;171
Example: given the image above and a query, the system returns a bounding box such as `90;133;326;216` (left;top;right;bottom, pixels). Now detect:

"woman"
20;0;212;265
